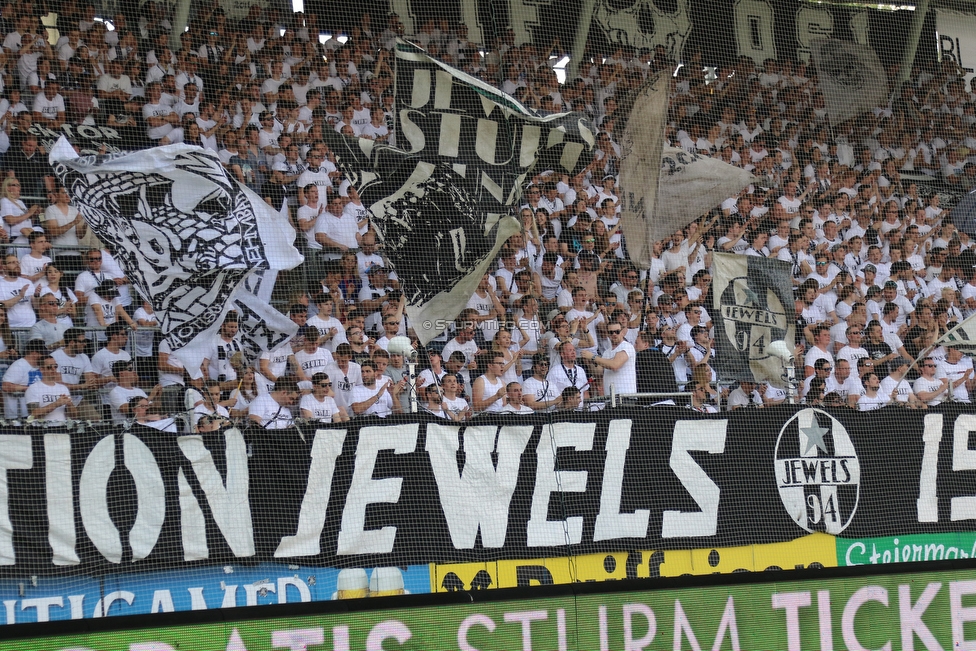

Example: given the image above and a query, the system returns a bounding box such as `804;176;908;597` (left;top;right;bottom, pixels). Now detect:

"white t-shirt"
40;204;81;247
858;392;888;411
350;383;393;417
294;347;335;378
327;362;362;410
913;376;946;406
2;358;40;417
108;385;147;422
0;277;34;327
300;393;342;421
522;376;558;411
24;380;71;421
601;340;637;394
546;363;589;396
248;393;294;429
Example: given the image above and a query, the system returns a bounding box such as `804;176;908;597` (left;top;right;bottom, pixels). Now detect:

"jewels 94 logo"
774;408;860;535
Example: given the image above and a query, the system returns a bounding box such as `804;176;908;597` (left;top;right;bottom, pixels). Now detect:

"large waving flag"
618;74;755;268
810;39;889;125
322;39;596;344
49;137;303;371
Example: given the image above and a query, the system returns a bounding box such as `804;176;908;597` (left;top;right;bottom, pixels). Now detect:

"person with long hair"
491;328;523;384
514;295;544;375
37;264;76;326
1;177;40;246
41;186;86;276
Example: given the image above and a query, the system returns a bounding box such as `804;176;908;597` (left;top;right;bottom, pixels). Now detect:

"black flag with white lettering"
321;40;596;344
713;253;796;387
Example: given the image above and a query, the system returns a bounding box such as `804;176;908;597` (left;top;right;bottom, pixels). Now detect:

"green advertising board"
5;564;976;651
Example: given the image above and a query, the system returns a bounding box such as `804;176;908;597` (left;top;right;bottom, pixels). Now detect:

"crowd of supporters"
0;1;975;426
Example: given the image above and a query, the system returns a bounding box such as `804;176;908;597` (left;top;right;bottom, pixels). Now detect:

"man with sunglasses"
914;357;950;407
29;292;68;349
583;322;637;394
25;354;74;421
521;353;559;412
300;372;348;423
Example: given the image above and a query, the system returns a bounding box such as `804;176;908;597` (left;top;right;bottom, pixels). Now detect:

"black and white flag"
713;253;795;387
323;40;596;344
49;137;303;371
937;313;976;356
810;39;889;126
618;73;755;268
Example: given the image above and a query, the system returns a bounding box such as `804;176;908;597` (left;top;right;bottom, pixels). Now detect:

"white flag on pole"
810;38;889;126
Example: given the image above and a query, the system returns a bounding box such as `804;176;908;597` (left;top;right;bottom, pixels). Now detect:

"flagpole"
898;313;976;404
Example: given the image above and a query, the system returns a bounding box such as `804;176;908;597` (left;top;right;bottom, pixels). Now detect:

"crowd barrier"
0;404;973;623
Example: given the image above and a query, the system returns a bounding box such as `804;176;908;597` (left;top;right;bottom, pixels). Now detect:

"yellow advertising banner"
431;533;837;592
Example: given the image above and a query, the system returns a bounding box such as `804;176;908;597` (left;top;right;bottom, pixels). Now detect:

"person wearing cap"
2;338;48;418
108;359;155;422
248;375;300;429
358;264;396;316
24;354;74;422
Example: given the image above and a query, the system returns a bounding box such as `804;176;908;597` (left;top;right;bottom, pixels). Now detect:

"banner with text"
7;565;976;651
2;406;976;582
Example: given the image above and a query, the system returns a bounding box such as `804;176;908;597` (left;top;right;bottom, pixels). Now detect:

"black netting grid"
0;0;974;628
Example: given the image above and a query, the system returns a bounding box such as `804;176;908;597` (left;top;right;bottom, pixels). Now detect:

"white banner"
936;9;976;88
810;38;889;125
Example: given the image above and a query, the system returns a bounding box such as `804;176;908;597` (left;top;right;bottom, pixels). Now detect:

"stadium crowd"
1;0;976;427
